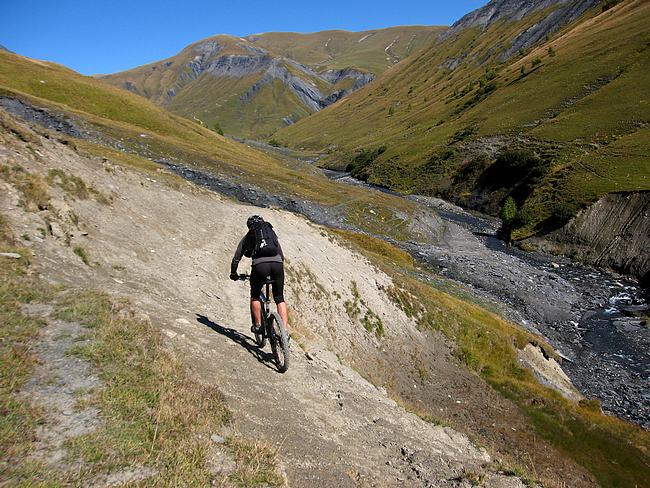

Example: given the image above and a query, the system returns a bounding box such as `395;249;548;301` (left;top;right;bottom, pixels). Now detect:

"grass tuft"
73;245;89;265
225;437;285;487
0;163;50;211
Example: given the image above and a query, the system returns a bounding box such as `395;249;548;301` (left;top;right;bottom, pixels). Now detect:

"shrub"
478;149;549;191
547;201;579;229
500;196;517;225
531;57;542;68
73;246;90;265
345;146;387;177
601;0;623;12
449;125;477;144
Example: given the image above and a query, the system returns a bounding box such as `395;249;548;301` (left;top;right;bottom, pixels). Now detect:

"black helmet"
246;215;263;229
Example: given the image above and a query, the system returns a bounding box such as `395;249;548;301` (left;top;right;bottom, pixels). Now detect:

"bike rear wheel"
269;312;289;373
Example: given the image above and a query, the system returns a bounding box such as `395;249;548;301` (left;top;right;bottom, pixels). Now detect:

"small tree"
499;196;518;245
531;57;542;68
520;65;526;75
500;196;517;225
548;46;556;57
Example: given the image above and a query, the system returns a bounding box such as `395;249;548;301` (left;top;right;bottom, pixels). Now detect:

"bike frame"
259;281;273;327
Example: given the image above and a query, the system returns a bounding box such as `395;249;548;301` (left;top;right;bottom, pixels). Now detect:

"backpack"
246;221;279;258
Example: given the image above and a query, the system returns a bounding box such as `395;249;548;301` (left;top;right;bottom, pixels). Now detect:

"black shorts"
250;262;285;303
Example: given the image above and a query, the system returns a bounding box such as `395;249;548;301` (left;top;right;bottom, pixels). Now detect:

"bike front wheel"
269;312;289;373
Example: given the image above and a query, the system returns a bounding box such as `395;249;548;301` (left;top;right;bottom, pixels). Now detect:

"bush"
479;149;549;191
73;246;89;265
345;146;386;177
500;197;517;225
547;201;579;229
601;0;623;12
449;125;477;144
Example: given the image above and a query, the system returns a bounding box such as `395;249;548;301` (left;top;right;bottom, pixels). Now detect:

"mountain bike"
238;274;290;373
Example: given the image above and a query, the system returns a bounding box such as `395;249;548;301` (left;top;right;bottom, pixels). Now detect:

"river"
322;171;650;429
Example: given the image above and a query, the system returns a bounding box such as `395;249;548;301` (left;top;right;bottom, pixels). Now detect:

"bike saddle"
263;275;275;284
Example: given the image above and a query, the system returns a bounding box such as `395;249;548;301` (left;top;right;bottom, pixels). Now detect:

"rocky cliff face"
523;191;650;284
442;0;599;60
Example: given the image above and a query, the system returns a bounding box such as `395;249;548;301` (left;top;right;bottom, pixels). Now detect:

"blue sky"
2;0;486;75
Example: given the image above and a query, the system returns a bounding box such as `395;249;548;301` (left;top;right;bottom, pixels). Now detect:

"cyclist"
230;215;289;336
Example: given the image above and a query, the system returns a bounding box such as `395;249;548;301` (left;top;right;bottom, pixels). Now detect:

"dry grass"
0;163;50;211
46;168;110;204
0;213;55;479
56;291;232;485
0;211;232;485
225;437;285;487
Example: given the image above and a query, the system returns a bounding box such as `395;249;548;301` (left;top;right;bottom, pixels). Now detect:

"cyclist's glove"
229;273;239;281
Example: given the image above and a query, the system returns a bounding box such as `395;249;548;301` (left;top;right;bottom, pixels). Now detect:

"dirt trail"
0;115;582;486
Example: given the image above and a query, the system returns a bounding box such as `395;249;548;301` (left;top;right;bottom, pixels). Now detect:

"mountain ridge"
100;27;444;137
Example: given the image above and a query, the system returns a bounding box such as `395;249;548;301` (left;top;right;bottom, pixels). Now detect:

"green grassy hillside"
99;27;444;138
276;0;650;239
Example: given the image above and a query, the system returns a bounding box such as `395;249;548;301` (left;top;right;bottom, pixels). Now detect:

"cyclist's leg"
271;263;289;331
250;264;266;328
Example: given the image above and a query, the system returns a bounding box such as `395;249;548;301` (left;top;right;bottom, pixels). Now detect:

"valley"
2;0;650;486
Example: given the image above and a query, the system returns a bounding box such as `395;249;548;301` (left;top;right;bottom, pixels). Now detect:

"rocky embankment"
522;191;650;286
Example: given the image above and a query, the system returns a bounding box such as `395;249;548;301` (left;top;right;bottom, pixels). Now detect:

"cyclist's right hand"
229;273;239;281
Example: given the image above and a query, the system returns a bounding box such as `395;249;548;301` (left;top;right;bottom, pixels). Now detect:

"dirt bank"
0;109;601;486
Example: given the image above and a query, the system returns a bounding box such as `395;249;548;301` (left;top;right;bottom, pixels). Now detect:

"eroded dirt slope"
0;111;593;487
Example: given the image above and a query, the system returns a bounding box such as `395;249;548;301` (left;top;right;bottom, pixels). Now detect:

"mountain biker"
230;215;289;336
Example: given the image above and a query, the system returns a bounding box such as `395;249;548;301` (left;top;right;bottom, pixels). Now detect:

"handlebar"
238;274;250;281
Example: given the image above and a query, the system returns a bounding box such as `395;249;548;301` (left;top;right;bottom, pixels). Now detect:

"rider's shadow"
195;314;277;371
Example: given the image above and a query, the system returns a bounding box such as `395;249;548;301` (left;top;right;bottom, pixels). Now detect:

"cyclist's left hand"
229;273;239;281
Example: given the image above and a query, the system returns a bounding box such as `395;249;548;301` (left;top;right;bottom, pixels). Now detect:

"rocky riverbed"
328;174;650;429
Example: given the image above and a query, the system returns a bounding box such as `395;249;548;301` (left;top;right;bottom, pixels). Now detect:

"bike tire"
269;312;289;373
